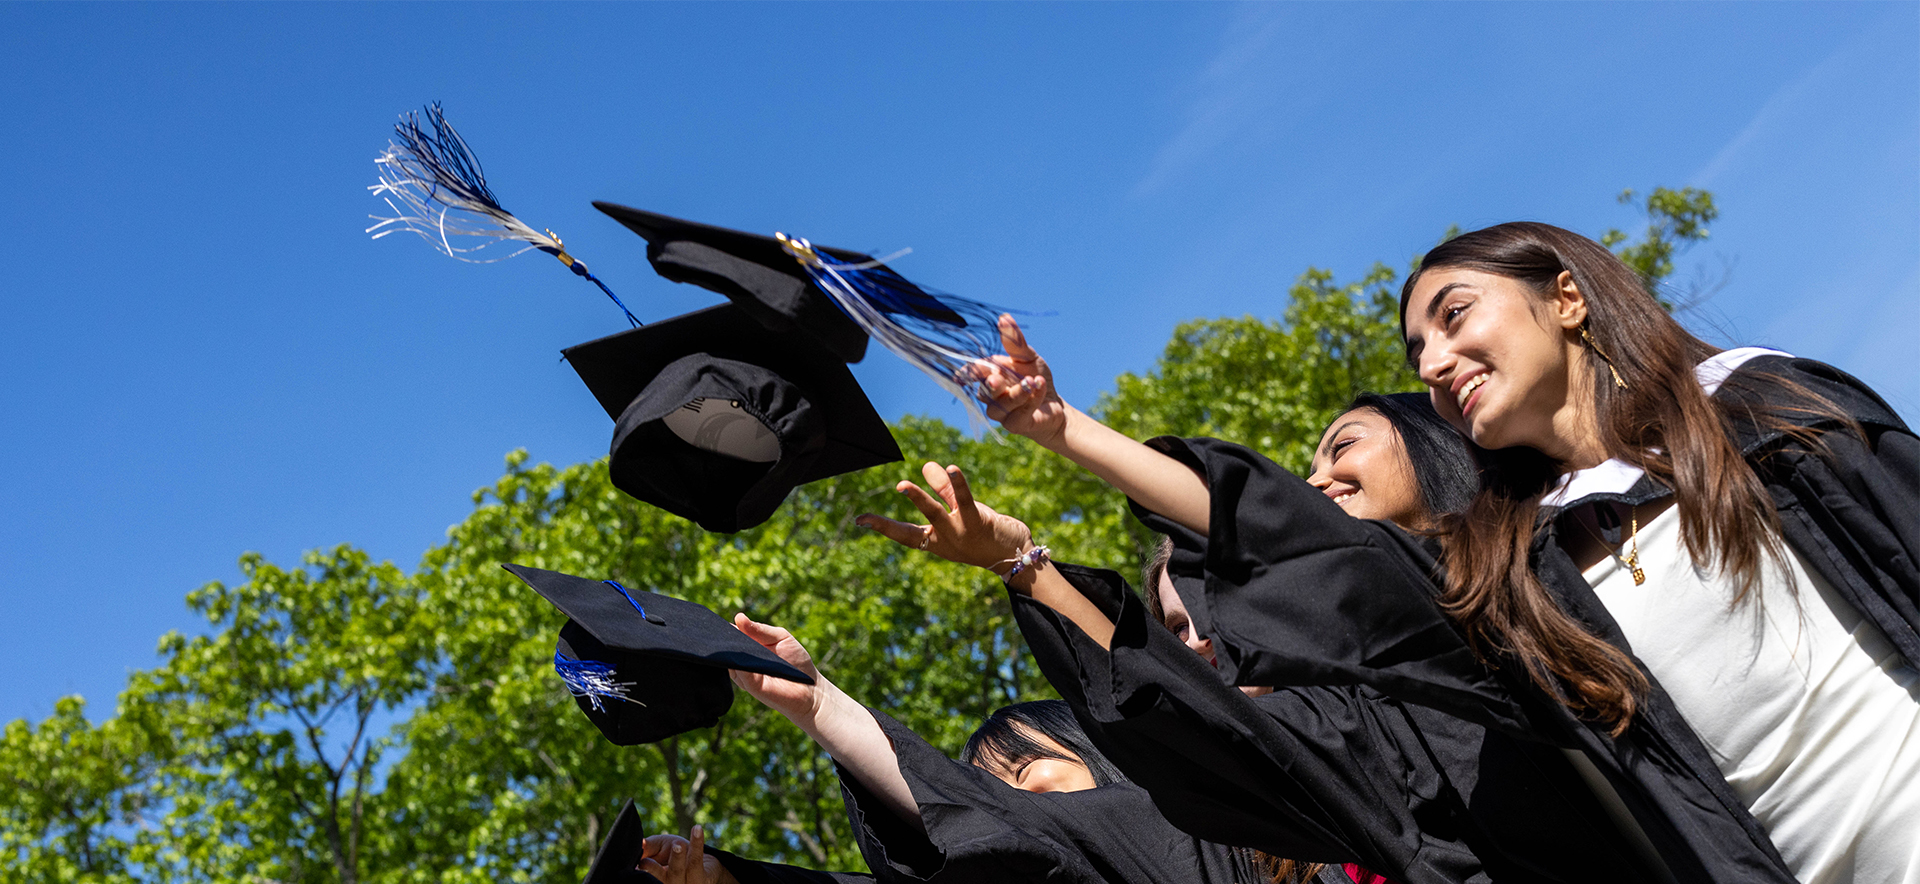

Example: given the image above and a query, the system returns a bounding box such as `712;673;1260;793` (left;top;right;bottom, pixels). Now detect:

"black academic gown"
703;850;874;884
1129;356;1918;883
1011;564;1657;884
838;708;1351;884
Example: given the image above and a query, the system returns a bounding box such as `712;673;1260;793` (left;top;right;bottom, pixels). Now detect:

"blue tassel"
553;651;639;713
776;235;1028;428
603;579;647;618
367;102;641;327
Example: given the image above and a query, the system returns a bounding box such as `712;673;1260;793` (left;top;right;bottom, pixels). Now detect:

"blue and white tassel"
553;652;640;713
367;103;641;327
776;233;1017;428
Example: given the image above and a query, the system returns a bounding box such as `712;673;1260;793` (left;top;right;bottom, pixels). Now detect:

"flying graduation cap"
565;301;902;534
506;563;813;745
594;203;1018;428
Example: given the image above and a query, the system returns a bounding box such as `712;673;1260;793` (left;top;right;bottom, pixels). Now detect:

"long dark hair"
1398;221;1839;732
961;700;1129;787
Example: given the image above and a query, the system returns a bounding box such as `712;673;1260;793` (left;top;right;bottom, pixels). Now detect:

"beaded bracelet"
1000;545;1051;585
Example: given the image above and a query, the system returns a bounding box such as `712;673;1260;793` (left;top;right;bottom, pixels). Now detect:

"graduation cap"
582;799;651;884
506;563;814;745
564;301;902;533
595;203;1017;430
595;203;900;364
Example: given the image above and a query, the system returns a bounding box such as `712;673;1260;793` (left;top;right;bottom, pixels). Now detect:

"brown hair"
1398;221;1839;733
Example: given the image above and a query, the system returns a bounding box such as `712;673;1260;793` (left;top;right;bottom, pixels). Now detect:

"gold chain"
1580;503;1645;586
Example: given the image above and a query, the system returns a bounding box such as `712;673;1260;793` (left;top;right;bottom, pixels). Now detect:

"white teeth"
1332;492;1355;505
1456;374;1488;410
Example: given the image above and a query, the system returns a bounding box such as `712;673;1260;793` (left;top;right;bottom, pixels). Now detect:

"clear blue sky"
2;2;1915;724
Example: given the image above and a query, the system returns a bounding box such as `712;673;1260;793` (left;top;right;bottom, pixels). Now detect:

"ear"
1550;270;1588;329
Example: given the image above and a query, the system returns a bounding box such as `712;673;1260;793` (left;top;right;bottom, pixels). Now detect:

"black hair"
960;700;1129;787
1344;391;1481;520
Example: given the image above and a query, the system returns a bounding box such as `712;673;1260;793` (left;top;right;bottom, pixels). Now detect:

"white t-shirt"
1584;504;1920;883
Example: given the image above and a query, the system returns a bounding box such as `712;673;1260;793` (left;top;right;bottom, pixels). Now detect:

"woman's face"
1401;267;1591;461
1154;573;1273;699
1306;407;1424;527
978;728;1099;794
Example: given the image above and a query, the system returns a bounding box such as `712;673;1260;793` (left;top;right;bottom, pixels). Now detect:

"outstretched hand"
856;462;1034;575
640;825;737;884
728;615;825;723
977;315;1072;448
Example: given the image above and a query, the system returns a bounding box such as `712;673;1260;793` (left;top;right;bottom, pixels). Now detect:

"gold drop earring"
1580;325;1629;390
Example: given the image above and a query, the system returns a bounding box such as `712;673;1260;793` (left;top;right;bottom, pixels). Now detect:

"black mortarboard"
594;202;869;363
564;301;902;534
506;563;813;745
594;203;968;365
582;799;650;884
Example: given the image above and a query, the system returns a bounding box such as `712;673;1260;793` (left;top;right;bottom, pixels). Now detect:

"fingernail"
673;845;685;855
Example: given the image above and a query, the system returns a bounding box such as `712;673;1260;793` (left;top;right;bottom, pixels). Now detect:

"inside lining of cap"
661;398;780;463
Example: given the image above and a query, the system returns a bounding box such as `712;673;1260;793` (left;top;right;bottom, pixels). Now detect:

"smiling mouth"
1331;491;1356;506
1456;373;1489;412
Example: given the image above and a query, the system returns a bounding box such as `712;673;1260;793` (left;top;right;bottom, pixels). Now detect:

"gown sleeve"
1722;356;1920;668
1128;436;1534;735
1013;564;1489;884
705;848;875;884
836;708;1223;884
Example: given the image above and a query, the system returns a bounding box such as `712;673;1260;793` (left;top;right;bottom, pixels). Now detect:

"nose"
1187;634;1214;660
1417;342;1456;392
1307;466;1332;491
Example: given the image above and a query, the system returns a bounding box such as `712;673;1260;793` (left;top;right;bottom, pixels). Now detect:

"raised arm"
727;617;921;826
857;461;1116;650
978;315;1211;533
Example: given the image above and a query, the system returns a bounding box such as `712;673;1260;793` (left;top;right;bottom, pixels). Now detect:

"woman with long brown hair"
968;228;1919;883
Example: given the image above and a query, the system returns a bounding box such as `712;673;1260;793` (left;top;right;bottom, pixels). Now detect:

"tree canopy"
1;194;1710;883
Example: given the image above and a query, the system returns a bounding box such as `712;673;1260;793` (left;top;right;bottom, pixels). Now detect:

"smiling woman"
1394;221;1920;883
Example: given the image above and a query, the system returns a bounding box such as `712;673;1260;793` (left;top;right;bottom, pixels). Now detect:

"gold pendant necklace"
1584;503;1645;586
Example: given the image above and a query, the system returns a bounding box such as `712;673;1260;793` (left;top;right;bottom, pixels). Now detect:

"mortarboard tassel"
367;102;641;327
776;234;1018;428
553;651;641;713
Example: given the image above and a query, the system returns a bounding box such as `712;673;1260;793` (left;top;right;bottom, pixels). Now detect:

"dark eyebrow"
1319;420;1366;457
1422;281;1473;321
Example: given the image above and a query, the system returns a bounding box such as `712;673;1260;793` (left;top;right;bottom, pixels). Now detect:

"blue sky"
2;2;1915;724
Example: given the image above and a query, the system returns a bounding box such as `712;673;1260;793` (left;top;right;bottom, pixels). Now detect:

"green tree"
124;547;433;884
0;696;162;884
1602;186;1720;305
1099;262;1416;474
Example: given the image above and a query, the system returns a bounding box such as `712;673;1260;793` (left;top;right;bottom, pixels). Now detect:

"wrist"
1036;404;1088;453
993;545;1052;591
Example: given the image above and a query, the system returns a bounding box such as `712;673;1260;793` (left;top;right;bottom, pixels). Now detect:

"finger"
856;514;932;549
999;314;1039;362
668;840;691;884
642;834;678;862
689;825;706;870
641;859;671;880
946;465;979;522
895;480;951;524
731;614;791;649
921;461;959;511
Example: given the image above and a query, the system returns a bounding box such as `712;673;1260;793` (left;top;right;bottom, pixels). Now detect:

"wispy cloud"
1132;4;1296;198
1692;13;1894;188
